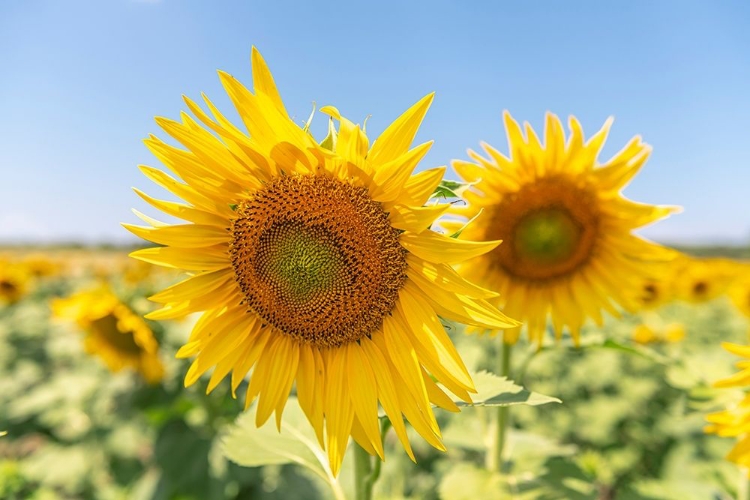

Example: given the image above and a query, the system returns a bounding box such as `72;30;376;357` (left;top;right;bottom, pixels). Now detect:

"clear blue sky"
1;0;748;245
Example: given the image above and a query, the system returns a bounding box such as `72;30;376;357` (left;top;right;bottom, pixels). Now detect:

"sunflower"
448;111;677;344
0;263;31;304
631;260;679;310
52;287;164;383
125;48;517;475
21;253;63;278
673;255;736;304
631;322;685;345
706;342;750;471
705;394;750;471
713;342;750;389
728;263;750;318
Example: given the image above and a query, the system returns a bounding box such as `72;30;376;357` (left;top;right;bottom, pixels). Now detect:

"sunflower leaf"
453;371;562;407
221;397;347;499
432;179;475;200
438;463;505;500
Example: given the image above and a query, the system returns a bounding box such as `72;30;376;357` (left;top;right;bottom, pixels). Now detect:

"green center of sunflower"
513;209;581;266
487;177;600;282
230;174;407;348
91;314;143;356
256;223;345;304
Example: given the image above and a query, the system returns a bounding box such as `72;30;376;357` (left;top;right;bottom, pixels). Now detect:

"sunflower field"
3;6;750;498
3;241;750;500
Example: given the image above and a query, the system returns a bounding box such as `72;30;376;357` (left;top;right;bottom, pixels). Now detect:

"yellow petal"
723;342;750;359
149;269;233;304
324;346;354;477
359;337;415;461
400;231;501;264
398;166;446;207
346;344;384;459
394;288;474;391
406;279;519;330
296;344;326;447
138;165;234;218
407;254;498;299
232;325;271;396
389;203;449;233
421;367;460;412
251;46;287;115
122;223;229;248
130;246;229;272
133;188;227;227
368;93;434;165
370;142;432;203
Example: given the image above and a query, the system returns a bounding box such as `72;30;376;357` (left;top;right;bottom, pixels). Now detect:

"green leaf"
432;179;476;199
438;463;505;500
592;338;669;364
452;371;562;407
222;397;346;500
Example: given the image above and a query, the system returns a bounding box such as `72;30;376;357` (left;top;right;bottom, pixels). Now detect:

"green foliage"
431;180;476;200
454;371;561;407
223;397;347;500
1;252;749;499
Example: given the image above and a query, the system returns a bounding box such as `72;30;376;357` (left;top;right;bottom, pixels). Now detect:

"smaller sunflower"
706;342;750;471
729;264;750;318
448;111;677;344
631;260;679;310
631;322;685;345
705;394;750;471
673;255;735;304
712;342;750;389
0;263;31;304
21;253;63;278
53;288;164;383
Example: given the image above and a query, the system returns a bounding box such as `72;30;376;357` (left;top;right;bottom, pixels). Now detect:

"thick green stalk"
354;419;391;500
492;341;513;472
353;442;373;500
739;467;749;500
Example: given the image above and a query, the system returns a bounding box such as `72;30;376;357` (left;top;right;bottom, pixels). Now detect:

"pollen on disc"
230;174;407;348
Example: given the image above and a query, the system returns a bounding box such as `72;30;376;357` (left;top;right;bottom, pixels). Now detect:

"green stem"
739;467;749;500
354;419;391;499
354;442;373;500
366;419;391;488
516;344;542;387
492;341;513;472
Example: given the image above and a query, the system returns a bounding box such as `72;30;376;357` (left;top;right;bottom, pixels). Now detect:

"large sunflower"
53;287;164;383
125;48;517;475
448;111;677;344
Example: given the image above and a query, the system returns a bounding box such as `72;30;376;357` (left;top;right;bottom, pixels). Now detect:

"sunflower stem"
492;340;513;473
739;467;749;500
353;442;373;500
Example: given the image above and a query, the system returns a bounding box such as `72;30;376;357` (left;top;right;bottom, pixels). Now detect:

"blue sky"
1;0;748;245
